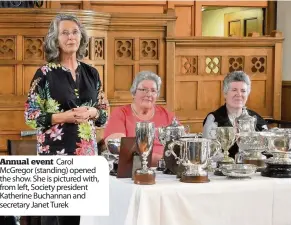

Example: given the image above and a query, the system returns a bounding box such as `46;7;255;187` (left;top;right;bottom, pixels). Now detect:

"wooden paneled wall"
167;35;283;131
0;0;281;154
38;0;273;37
0;9;176;154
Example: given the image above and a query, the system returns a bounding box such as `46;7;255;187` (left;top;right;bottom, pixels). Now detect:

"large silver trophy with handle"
236;131;272;170
165;137;220;183
134;121;156;185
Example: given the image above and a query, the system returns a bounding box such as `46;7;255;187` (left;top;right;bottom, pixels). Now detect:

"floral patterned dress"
24;62;108;155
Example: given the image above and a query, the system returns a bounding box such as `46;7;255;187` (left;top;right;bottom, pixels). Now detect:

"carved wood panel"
205;56;221;75
229;56;244;72
251;56;266;73
175;46;275;131
108;34;165;103
140;39;158;59
84;40;90;60
181;57;198;75
94;38;104;60
24;37;44;60
115;39;133;60
0;37;15;59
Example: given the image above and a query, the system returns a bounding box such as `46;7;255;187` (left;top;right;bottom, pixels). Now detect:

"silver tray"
220;164;257;178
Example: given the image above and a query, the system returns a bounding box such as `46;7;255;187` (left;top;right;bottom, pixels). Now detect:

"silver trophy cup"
236;131;272;169
166;137;220;183
216;127;236;163
266;129;291;164
134;122;156;185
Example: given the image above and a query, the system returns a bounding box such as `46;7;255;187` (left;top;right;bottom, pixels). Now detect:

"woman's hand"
52;110;76;125
73;107;98;124
73;107;90;124
52;107;99;125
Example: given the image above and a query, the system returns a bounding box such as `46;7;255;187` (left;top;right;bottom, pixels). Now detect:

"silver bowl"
220;164;257;178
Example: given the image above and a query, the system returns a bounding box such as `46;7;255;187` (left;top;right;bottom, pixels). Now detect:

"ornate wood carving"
205;56;221;74
181;56;198;75
140;39;158;59
115;39;133;60
94;38;104;60
24;37;44;60
229;56;244;72
251;56;266;73
84;39;89;60
0;37;15;59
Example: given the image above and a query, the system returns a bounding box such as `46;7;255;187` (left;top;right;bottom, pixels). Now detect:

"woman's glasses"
60;30;80;38
137;88;158;96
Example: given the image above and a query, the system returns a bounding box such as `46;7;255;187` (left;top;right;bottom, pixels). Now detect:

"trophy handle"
210;139;221;157
165;140;183;164
234;150;248;164
156;127;166;146
232;127;238;143
184;125;190;134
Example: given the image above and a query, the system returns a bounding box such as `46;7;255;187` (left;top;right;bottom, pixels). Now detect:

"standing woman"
24;14;108;225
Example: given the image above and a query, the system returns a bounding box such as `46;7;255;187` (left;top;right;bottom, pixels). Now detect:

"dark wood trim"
283;81;291;87
281;81;291;121
265;0;277;35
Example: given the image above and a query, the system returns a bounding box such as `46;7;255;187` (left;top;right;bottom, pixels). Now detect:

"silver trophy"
261;129;291;178
236;132;272;170
266;129;291;164
156;117;189;173
134;122;156;185
166;137;220;183
216;127;236;163
102;138;120;175
234;106;257;133
213;127;236;176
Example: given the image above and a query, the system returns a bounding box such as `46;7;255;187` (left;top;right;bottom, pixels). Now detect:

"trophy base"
156;158;166;171
214;161;234;176
156;166;165;171
261;163;291;178
180;174;209;183
109;161;118;176
243;159;265;172
134;172;156;185
176;164;187;178
163;168;175;175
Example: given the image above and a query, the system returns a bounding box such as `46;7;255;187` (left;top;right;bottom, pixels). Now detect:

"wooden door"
224;8;264;37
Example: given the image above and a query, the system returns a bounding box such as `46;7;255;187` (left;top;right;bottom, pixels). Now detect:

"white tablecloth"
80;172;291;225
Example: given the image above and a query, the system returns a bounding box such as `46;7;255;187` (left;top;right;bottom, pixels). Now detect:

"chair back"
7;139;37;155
265;119;291;129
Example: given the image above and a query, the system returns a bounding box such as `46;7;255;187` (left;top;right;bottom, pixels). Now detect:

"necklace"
131;104;155;121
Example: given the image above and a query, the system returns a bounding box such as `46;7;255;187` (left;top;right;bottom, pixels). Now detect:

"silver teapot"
156;117;189;173
234;106;257;133
157;117;189;145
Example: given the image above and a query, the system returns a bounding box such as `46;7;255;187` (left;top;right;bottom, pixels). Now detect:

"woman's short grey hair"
130;71;162;96
44;14;89;63
223;71;251;94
